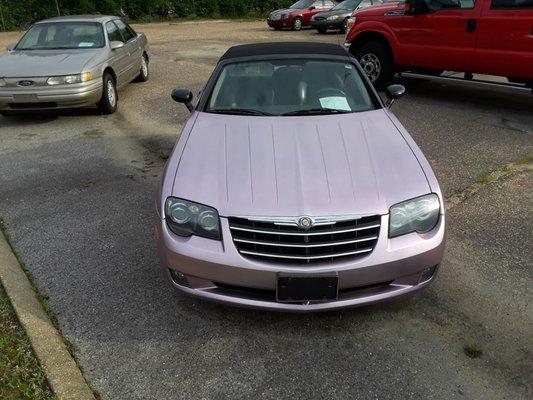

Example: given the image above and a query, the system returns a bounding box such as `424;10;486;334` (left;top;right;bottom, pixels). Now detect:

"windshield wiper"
208;108;273;116
282;108;352;116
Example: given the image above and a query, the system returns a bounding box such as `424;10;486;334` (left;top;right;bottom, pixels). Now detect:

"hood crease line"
338;122;357;202
360;120;381;203
271;124;279;205
248;124;254;204
224;123;229;203
316;125;332;203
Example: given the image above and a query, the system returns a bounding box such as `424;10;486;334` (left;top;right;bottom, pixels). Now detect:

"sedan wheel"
292;18;303;31
97;73;118;115
137;54;149;82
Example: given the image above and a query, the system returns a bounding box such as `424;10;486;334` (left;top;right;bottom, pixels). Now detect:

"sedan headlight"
165;197;221;240
389;194;440;238
327;15;341;20
0;78;6;87
46;72;91;86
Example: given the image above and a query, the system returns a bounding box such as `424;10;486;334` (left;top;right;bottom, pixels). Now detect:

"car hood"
172;110;430;217
314;9;354;18
0;49;99;77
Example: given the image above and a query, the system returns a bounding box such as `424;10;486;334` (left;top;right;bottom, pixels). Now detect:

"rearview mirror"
385;84;405;107
171;88;194;112
110;41;124;50
6;43;16;51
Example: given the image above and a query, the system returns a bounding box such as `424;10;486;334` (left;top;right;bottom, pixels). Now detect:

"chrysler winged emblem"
297;216;314;230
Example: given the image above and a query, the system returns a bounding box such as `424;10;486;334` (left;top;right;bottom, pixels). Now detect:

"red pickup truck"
345;0;533;89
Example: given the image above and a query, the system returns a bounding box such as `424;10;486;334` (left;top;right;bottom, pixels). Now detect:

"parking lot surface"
0;21;532;400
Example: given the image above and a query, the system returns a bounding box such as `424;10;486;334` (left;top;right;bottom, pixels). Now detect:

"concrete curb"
0;233;95;400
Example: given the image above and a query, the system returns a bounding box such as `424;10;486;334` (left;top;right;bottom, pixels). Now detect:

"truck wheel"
354;42;394;90
97;73;118;115
292;17;303;31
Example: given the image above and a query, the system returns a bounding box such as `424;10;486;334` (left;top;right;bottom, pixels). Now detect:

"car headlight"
46;72;91;85
165;197;221;240
327;15;341;20
389;194;440;238
0;78;6;87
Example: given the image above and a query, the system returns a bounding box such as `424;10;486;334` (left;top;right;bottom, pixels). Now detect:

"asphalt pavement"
0;20;531;400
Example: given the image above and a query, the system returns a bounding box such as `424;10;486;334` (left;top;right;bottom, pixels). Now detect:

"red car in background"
268;0;338;30
345;0;533;90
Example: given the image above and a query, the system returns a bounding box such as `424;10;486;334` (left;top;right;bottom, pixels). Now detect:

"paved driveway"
0;21;531;400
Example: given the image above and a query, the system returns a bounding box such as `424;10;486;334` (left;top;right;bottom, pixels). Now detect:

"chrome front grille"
229;215;381;264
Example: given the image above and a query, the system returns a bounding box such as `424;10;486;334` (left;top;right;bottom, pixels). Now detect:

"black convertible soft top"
220;42;348;61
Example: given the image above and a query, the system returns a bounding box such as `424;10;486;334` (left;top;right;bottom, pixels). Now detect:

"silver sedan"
0;15;149;115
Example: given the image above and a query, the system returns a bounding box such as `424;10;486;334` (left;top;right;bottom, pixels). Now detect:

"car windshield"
290;0;314;9
16;22;105;50
332;0;359;10
206;59;376;116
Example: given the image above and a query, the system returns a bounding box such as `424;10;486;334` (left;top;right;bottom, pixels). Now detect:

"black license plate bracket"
276;272;338;303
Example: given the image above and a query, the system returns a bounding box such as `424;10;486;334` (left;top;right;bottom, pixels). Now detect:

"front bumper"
0;79;103;111
311;19;343;30
157;214;445;312
267;19;292;29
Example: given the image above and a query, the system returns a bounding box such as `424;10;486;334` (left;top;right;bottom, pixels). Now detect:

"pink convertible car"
155;43;445;312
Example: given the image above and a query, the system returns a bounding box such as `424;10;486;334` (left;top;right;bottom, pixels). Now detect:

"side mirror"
110;41;124;50
171;88;194;112
385;84;405;107
6;43;16;51
309;6;316;10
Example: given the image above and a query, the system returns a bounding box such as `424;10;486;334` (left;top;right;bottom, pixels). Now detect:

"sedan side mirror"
110;41;125;50
171;88;194;112
6;43;16;51
309;6;316;10
385;84;405;107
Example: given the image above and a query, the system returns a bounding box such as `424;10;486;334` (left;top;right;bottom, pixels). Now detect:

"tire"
340;18;349;34
353;42;394;90
97;73;118;115
136;53;149;82
291;17;303;31
317;27;327;34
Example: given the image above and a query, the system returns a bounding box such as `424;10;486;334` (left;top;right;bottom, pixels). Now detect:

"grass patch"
464;344;483;359
0;284;58;400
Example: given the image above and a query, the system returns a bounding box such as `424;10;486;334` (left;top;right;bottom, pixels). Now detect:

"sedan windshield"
332;0;359;10
16;22;105;50
290;0;314;9
206;59;375;116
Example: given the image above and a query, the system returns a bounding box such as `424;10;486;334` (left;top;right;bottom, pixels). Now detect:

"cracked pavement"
0;20;532;400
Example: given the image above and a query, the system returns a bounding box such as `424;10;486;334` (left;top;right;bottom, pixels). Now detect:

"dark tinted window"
491;0;533;7
105;21;123;42
332;0;358;10
114;20;136;42
422;0;475;11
